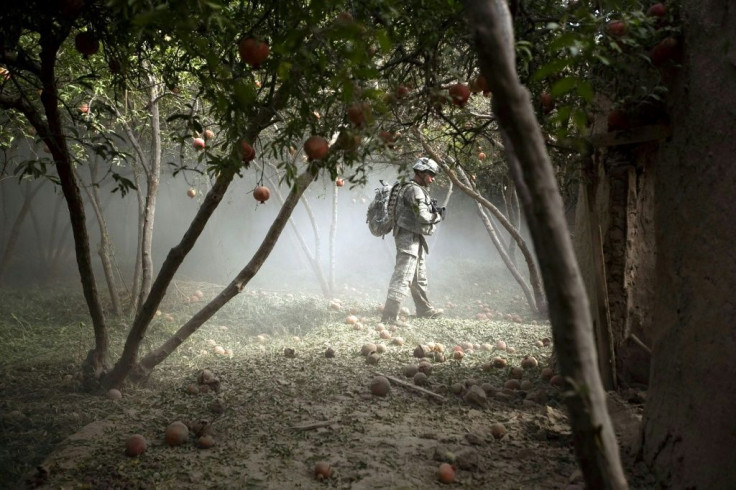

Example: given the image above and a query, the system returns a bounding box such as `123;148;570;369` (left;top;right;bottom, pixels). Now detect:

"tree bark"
641;1;736;487
75;163;123;317
465;1;627;488
131;170;314;379
37;29;110;375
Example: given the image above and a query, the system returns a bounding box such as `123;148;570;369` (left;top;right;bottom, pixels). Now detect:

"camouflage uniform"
384;181;442;318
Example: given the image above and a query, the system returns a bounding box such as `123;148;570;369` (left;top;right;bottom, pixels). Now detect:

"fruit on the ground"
540;367;554;380
496;340;507;351
453;350;464;360
413;371;428;386
314;461;332;480
503;379;521;390
106;388;122;400
550;374;565;387
346;315;358;325
238;38;269;68
240;140;256;162
366;352;380;365
492;357;507;368
214;345;225;355
325;347;335;358
370;376;391;397
650;37;679;67
438;463;456;483
402;364;418;378
521;356;539;369
413;344;431;358
336;177;345;187
607;21;626;37
490;422;507;439
304;135;329;161
75;32;99;57
379;330;391;340
448;83;470;107
197;434;215;448
391;337;404;346
165;421;189;446
204;129;215;140
361;343;377;356
187;188;197;198
417;360;433;375
125;434;147;457
510;367;524;379
253;185;270;203
192;137;206;150
520;380;534;391
540;92;555;113
647;3;666;17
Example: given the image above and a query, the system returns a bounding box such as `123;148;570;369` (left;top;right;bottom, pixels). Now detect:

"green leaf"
551;77;578;98
532;58;571;82
576;80;594;103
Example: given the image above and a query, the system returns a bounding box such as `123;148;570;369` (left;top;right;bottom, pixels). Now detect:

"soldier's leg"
381;230;419;325
410;248;442;318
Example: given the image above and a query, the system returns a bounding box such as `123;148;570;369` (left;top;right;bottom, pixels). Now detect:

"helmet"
412;157;440;175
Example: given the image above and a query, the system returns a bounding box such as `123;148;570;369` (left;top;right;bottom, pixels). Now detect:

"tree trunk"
75;163;123;317
37;31;109;377
465;1;628;488
641;1;736;486
131;170;314;380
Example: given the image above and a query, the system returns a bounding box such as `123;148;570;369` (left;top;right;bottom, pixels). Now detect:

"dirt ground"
0;273;654;489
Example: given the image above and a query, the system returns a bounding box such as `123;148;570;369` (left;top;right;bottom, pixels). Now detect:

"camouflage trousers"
386;228;433;313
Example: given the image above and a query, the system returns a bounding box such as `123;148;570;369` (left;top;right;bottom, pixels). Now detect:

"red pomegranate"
240;140;256;162
238;38;269;68
304;135;329;161
75;32;100;58
448;83;470;107
253;185;270;203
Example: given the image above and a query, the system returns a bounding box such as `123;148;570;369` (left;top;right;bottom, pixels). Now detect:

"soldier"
381;157;445;326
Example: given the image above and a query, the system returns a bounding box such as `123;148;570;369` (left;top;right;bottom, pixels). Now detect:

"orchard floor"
0;270;654;489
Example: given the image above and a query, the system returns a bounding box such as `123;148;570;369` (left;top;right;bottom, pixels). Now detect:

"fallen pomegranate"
370;376;391;397
437;462;456;484
164;421;189;447
314;461;332;480
125;434;147;457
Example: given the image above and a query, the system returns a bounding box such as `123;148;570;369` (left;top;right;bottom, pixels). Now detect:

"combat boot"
381;298;412;328
411;287;444;319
